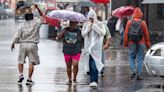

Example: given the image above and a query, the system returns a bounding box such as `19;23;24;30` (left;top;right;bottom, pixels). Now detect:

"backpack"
128;20;143;44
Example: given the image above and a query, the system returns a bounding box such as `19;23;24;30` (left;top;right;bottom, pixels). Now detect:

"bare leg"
18;64;24;75
18;63;24;83
28;64;34;79
72;60;79;81
66;61;72;81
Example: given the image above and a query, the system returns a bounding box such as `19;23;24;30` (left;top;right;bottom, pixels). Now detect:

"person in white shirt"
11;5;42;85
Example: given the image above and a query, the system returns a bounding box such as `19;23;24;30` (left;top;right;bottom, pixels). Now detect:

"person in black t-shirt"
57;21;83;85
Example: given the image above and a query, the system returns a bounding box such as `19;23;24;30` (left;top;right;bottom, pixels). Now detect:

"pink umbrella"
112;6;135;17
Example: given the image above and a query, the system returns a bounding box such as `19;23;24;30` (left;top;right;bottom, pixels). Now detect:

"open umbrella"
91;0;110;4
112;6;135;17
76;0;96;7
47;10;87;22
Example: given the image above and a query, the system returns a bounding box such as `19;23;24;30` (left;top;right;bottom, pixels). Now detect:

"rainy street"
0;19;163;92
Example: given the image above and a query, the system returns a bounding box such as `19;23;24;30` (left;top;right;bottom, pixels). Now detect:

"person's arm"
124;20;131;47
103;38;111;50
81;23;92;37
35;4;60;27
142;21;151;49
105;25;112;38
103;26;112;50
92;23;106;36
57;28;66;40
35;4;43;16
11;26;22;51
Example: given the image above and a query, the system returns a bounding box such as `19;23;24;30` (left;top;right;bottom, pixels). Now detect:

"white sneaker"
89;82;98;88
89;82;93;87
92;82;98;88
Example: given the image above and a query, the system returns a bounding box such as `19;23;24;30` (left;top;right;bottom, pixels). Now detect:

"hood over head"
132;7;143;19
87;9;97;22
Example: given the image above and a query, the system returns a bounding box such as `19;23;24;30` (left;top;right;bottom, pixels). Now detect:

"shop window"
157;4;164;19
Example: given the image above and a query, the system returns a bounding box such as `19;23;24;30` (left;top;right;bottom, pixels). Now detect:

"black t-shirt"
63;27;83;55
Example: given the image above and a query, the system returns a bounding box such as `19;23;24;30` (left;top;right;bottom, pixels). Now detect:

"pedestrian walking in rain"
57;21;83;85
124;7;151;80
97;16;112;77
11;4;42;85
107;16;118;37
116;17;127;45
81;9;106;88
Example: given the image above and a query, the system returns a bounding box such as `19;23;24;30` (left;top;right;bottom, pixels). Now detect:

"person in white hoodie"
81;9;106;88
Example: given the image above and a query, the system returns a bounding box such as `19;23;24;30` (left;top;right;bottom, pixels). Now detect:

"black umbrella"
76;0;96;7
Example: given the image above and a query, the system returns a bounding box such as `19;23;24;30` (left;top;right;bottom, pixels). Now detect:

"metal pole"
105;4;108;20
146;4;149;28
110;0;112;16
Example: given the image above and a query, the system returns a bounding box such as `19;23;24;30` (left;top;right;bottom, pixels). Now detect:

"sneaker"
66;80;72;85
89;82;98;88
89;82;93;87
130;73;136;80
18;75;24;84
136;75;143;80
26;79;35;85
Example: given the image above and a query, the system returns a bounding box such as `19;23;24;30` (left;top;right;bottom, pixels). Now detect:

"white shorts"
18;43;40;65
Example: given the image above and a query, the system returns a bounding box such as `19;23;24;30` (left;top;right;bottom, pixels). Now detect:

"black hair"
24;13;33;20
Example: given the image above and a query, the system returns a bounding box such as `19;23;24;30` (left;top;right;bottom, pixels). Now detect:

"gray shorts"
18;43;40;65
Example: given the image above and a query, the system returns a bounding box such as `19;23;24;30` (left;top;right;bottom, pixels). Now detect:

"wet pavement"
0;19;163;92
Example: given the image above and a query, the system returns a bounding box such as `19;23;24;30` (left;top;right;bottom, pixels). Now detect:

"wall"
148;4;164;43
148;4;164;32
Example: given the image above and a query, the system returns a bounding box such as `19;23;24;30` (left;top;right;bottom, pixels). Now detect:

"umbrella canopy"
47;10;87;22
112;6;135;17
91;0;110;4
76;0;96;7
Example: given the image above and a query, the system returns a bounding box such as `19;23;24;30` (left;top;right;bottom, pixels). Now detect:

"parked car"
144;42;164;76
0;7;8;19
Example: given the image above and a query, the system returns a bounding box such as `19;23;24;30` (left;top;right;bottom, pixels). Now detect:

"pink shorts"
64;53;81;63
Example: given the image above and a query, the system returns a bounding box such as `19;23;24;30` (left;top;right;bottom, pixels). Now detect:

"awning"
56;0;79;3
142;0;164;4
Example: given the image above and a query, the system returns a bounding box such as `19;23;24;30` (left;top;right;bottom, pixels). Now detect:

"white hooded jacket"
81;9;106;72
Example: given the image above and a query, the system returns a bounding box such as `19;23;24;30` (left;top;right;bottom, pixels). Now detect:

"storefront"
142;0;164;43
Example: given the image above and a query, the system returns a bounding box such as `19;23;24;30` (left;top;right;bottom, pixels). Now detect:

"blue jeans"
129;44;145;75
89;56;98;83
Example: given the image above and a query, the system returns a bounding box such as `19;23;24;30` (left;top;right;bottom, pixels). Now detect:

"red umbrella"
91;0;110;4
112;6;135;17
